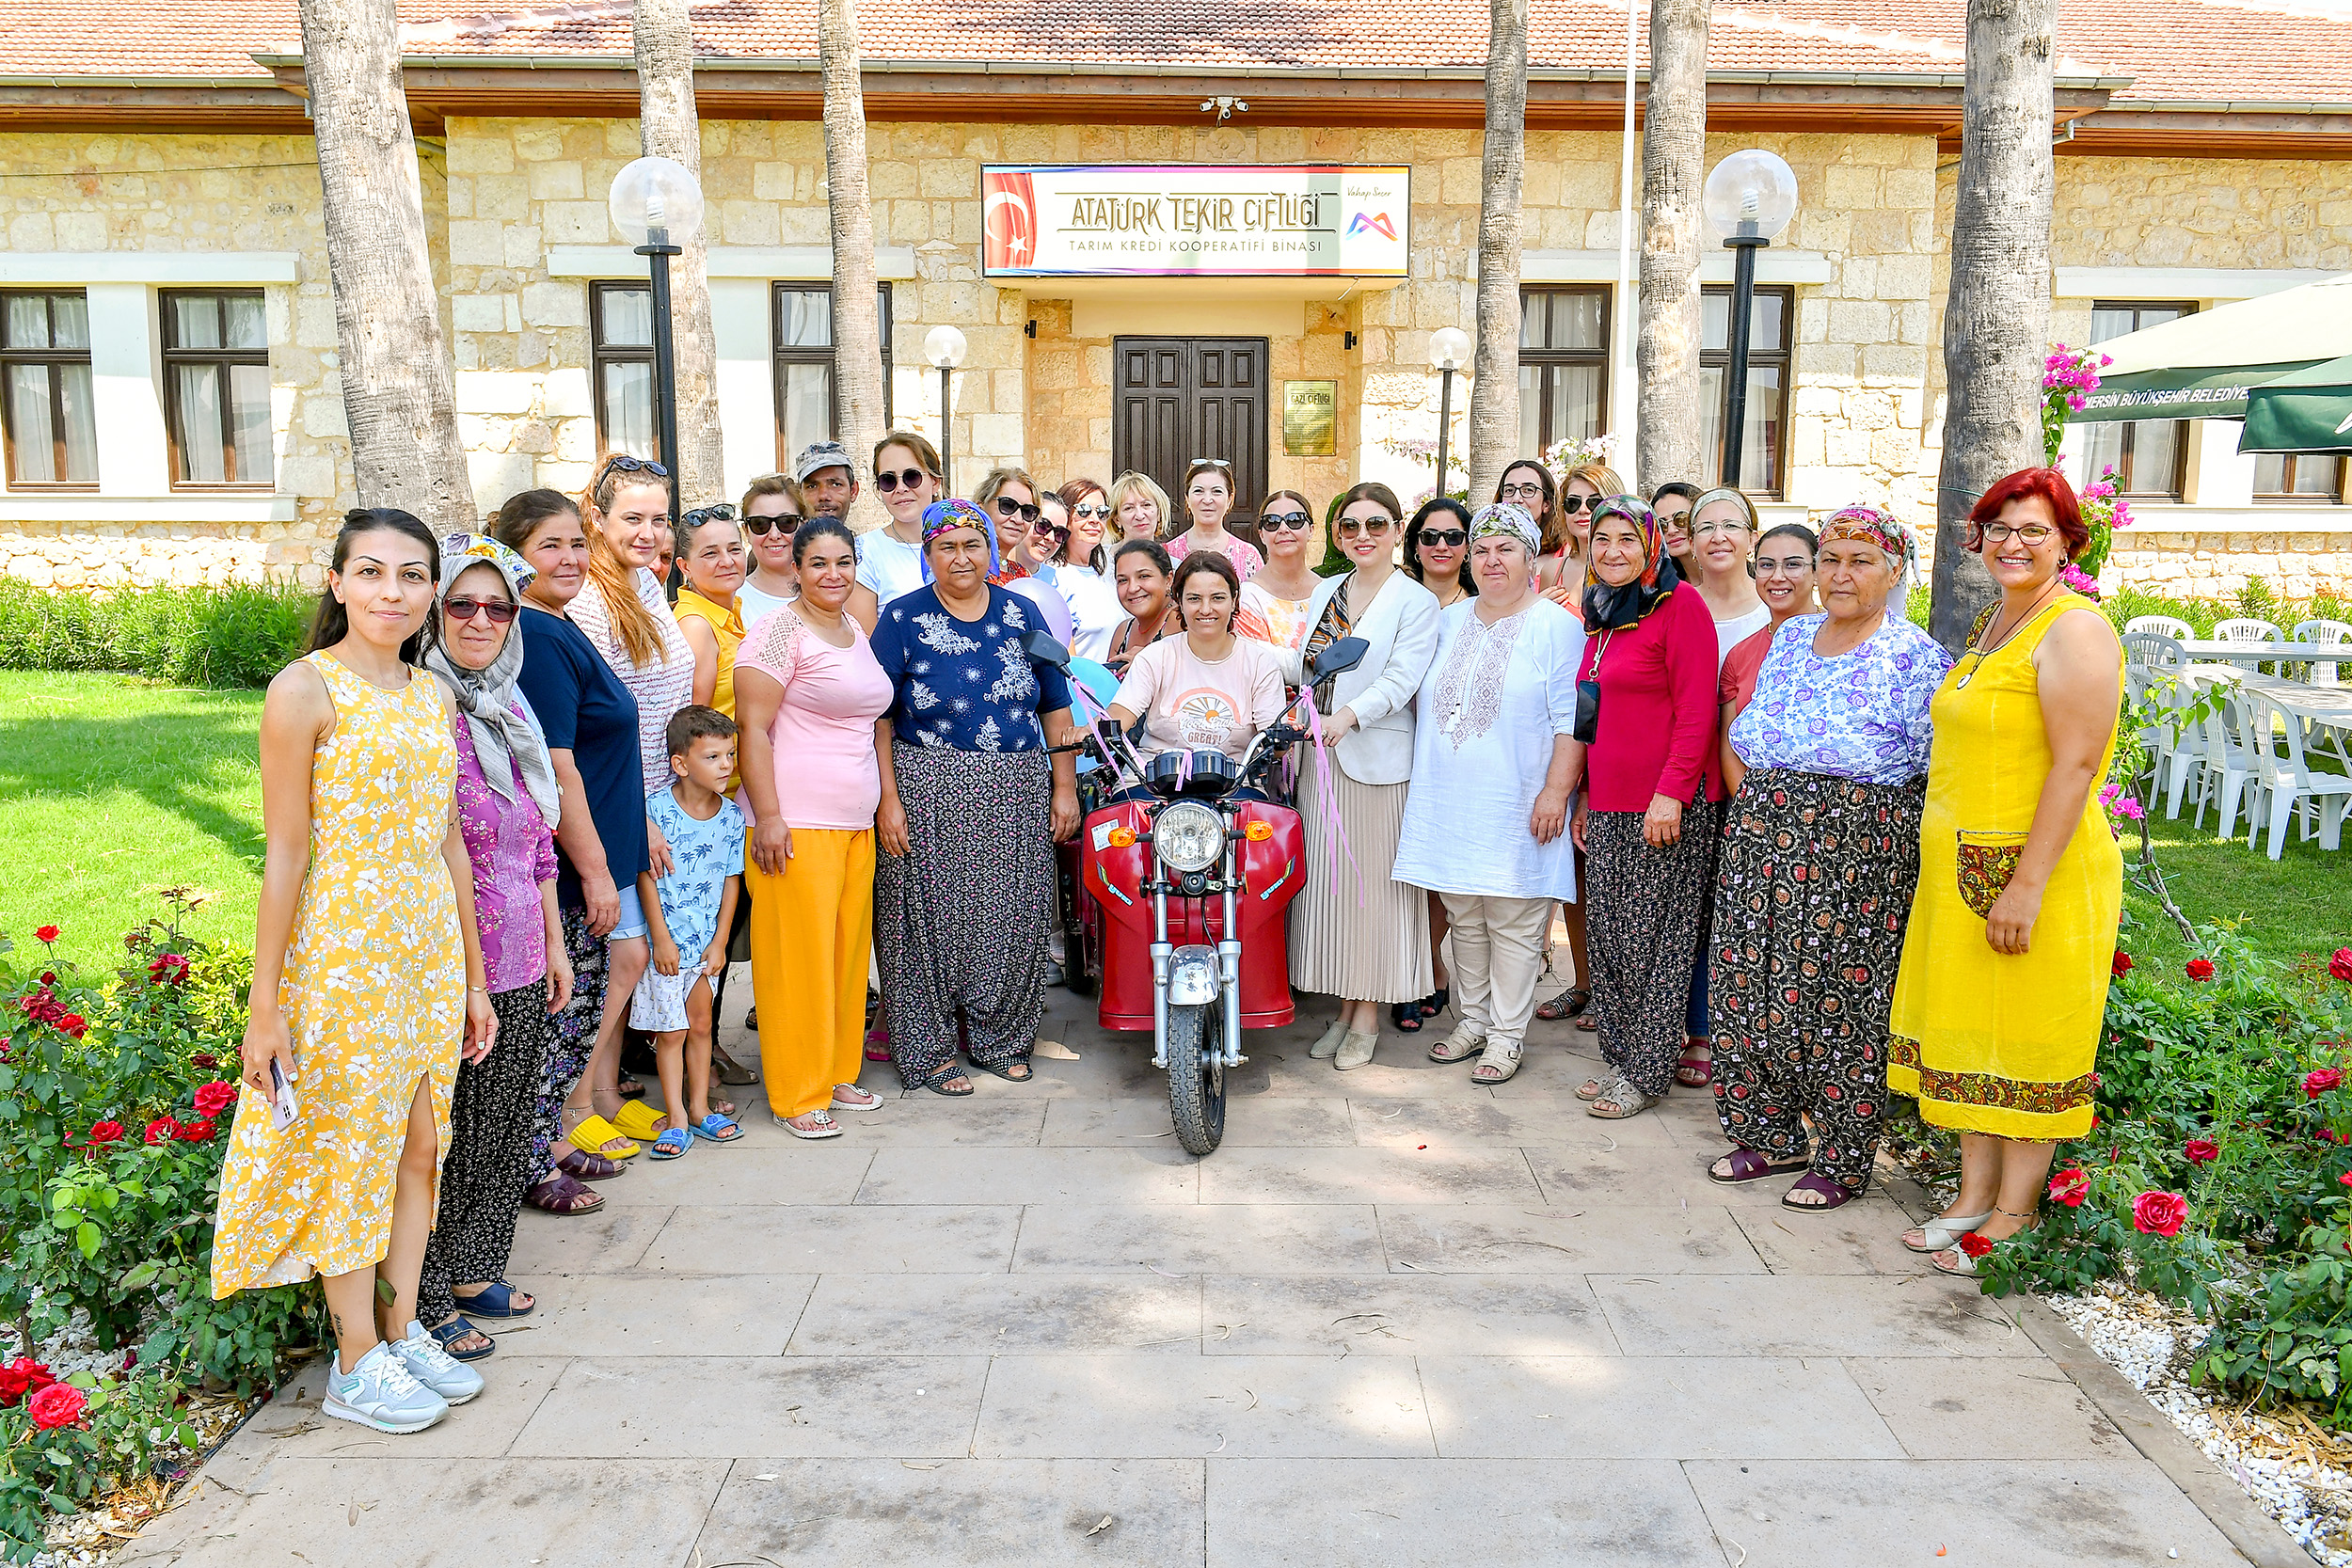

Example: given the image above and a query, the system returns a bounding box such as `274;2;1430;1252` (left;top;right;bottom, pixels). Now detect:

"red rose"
2048;1168;2090;1207
174;1118;216;1143
2333;949;2352;984
2341;1171;2352;1189
2184;1139;2219;1164
2133;1190;2188;1238
2185;958;2216;982
148;953;190;986
56;1013;87;1039
191;1053;218;1070
1957;1231;1994;1259
26;1383;87;1431
39;973;55;986
2112;950;2134;977
0;1357;56;1407
33;926;58;944
193;1080;237;1117
85;1120;125;1148
142;1117;178;1146
2307;1069;2344;1100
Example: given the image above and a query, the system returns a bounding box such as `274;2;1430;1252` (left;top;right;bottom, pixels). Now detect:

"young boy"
630;705;747;1158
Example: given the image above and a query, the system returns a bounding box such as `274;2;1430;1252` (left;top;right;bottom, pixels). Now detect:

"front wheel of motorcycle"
1164;1002;1226;1156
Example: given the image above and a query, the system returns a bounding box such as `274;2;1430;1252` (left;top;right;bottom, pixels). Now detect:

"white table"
2236;671;2352;772
2177;640;2315;667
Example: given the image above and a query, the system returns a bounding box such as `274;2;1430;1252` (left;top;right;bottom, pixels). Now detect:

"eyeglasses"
1419;528;1469;548
1499;482;1547;502
1690;520;1751;539
874;467;930;493
1073;502;1111;520
1756;554;1815;575
1261;511;1312;531
993;496;1041;524
1979;522;2056;546
596;454;671;482
742;514;800;537
1337;515;1395;537
444;596;518;625
680;503;737;528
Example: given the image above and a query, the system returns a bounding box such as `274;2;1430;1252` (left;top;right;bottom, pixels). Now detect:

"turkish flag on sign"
982;169;1038;272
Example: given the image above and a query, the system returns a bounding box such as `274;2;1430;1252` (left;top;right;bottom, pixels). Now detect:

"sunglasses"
1189;456;1232;470
742;514;800;537
1419;528;1469;548
445;596;518;625
874;467;930;493
1558;494;1598;514
994;496;1041;524
1337;515;1395;537
597;454;671;481
1073;502;1111;520
680;503;737;528
1260;511;1312;531
1041;523;1071;545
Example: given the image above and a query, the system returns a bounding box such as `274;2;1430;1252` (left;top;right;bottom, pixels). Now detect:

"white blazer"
1301;568;1440;785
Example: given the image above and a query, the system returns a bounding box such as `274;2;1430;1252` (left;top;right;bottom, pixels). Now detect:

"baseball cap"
794;441;855;483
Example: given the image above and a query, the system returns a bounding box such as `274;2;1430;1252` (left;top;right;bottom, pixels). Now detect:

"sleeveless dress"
211;654;467;1295
1886;595;2122;1142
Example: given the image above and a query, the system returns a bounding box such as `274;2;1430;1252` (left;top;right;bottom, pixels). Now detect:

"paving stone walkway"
126;987;2265;1566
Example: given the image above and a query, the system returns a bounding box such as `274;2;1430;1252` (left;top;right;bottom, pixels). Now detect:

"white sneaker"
323;1340;449;1434
390;1319;485;1406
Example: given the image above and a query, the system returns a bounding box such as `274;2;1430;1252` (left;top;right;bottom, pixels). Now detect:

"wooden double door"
1112;336;1269;515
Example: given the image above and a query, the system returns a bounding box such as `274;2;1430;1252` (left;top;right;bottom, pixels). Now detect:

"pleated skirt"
1289;765;1433;1004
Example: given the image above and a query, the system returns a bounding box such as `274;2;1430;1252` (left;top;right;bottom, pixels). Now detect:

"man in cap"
795;441;859;520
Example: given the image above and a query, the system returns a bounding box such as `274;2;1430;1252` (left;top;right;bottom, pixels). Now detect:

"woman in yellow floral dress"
1886;468;2123;1276
215;510;498;1435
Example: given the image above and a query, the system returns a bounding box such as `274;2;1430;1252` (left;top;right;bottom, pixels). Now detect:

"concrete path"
127;988;2258;1566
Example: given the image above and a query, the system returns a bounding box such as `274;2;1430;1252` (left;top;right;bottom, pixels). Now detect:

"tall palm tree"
818;0;886;527
297;0;469;529
633;0;723;499
1638;0;1711;490
1467;0;1530;506
1932;0;2057;650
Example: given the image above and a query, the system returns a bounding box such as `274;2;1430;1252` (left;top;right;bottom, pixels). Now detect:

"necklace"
1953;579;2064;689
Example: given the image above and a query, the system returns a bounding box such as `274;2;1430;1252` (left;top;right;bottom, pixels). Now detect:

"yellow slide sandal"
611;1098;670;1146
566;1113;640;1160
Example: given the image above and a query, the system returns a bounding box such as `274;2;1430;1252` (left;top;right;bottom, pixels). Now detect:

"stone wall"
2102;527;2352;601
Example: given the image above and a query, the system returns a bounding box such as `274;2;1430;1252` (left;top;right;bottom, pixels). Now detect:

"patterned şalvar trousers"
1584;798;1727;1099
421;980;554;1323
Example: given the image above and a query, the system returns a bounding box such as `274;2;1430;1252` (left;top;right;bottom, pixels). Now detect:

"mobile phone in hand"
269;1058;299;1131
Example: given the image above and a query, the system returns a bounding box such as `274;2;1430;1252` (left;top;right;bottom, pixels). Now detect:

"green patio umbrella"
2072;273;2352;449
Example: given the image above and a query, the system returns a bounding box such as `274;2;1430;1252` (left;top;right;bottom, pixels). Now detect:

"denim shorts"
611;882;649;942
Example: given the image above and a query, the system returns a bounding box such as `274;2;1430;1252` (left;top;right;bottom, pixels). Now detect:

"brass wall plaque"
1283;379;1338;456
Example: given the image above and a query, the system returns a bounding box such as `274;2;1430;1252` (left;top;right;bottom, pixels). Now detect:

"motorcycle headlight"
1152;800;1226;873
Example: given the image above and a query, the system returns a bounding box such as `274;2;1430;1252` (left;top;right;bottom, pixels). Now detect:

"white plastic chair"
2292;619;2352;687
2126;614;2194;641
2240;686;2352;859
2182;673;2258;840
2212;618;2283;645
2122;633;2193;815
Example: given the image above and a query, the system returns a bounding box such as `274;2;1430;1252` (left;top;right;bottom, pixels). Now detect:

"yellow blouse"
675;588;747;789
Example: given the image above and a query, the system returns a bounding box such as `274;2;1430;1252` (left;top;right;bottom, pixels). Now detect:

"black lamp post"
609;156;707;520
925;325;968;495
1703;150;1798;490
1429;326;1470;499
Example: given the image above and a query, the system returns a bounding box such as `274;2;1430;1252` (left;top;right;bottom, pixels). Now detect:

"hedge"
0;578;312;689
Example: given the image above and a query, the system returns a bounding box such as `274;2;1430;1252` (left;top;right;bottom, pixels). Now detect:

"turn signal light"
1106;826;1138;848
1243;820;1274;842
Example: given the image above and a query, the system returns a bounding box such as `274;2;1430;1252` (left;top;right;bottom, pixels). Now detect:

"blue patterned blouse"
869;583;1075;752
1727;612;1952;786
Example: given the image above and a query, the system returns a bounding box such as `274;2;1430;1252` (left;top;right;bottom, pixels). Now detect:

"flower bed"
0;899;323;1561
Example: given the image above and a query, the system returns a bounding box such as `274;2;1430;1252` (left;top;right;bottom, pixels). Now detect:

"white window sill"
0;494;297;526
2122;504;2352;532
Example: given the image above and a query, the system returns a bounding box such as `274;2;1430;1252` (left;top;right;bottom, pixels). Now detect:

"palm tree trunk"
633;0;723;500
818;0;887;529
1467;0;1530;506
1932;0;2057;650
297;0;469;530
1637;0;1711;490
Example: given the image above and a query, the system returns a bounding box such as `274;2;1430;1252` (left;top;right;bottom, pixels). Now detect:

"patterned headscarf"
1468;501;1541;557
919;498;1002;583
422;532;563;823
1818;504;1918;580
1581;494;1685;633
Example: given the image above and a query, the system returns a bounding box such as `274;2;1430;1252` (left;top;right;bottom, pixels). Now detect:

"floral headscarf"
1581;494;1685;633
1818;504;1918;580
422;532;562;822
1468;501;1541;556
918;498;1002;583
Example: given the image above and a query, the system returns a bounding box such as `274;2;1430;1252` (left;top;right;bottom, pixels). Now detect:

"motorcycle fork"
1218;841;1245;1068
1149;880;1171;1071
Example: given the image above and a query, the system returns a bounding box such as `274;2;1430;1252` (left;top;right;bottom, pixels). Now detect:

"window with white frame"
2082;301;2193;501
163;290;271;488
0;291;97;488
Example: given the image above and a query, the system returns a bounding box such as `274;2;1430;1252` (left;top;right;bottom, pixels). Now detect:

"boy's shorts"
628;962;707;1034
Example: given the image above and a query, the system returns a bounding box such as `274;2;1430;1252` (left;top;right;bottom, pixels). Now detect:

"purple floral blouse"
454;708;559;994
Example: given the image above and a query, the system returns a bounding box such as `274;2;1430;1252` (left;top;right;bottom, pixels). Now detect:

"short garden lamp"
924;325;969;495
1429;326;1472;501
1703;150;1798;490
608;156;707;518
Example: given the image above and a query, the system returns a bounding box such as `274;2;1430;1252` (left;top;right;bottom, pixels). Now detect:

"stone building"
0;0;2347;594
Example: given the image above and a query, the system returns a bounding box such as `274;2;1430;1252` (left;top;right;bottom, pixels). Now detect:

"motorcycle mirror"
1307;635;1371;683
1024;629;1073;670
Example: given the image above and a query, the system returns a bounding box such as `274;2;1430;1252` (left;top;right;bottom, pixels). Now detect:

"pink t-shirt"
735;607;895;832
1111;633;1287;760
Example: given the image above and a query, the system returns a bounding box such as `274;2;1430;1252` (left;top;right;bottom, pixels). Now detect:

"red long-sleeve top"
1576;580;1727;811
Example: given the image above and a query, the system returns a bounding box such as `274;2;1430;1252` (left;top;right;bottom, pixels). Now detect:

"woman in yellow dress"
1886;467;2123;1275
215;509;498;1434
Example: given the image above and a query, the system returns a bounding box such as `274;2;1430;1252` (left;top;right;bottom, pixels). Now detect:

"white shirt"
856;530;929;608
1713;603;1772;669
1057;563;1127;665
1394;596;1585;902
737;576;796;636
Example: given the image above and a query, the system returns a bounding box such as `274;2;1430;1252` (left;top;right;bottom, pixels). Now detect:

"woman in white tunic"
1394;503;1586;1085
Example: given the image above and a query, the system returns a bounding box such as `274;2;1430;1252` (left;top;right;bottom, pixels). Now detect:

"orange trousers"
744;827;875;1119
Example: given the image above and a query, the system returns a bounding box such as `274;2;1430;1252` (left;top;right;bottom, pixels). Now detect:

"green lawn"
0;669;2344;980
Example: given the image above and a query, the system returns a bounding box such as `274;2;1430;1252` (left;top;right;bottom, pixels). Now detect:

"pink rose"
26;1383;86;1431
2132;1191;2187;1238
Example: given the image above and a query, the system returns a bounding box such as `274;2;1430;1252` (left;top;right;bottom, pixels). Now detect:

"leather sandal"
555;1148;624;1182
1470;1037;1524;1085
1391;1000;1426;1034
1427;1023;1486;1064
524;1171;603;1215
1675;1047;1713;1088
1708;1148;1810;1184
1534;987;1589;1022
1781;1171;1854;1212
1901;1209;1993;1254
1587;1077;1658;1119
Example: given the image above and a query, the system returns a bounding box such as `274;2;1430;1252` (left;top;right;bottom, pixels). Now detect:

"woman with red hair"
1885;467;2122;1275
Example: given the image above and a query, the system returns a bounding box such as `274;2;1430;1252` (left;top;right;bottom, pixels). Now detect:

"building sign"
981;165;1410;279
1283;380;1339;456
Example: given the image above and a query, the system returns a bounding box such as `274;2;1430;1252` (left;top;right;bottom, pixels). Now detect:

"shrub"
0;578;311;689
0;1363;197;1561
